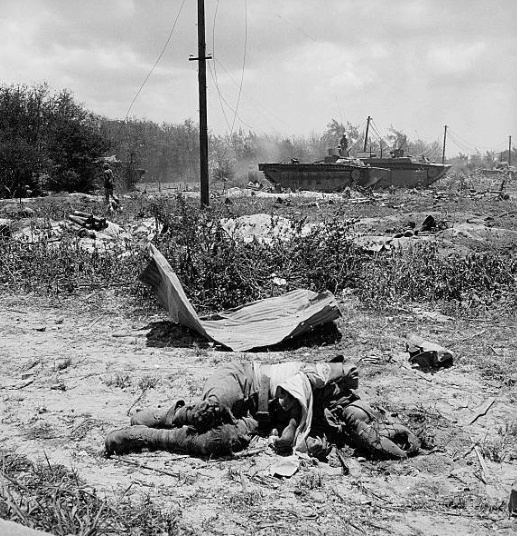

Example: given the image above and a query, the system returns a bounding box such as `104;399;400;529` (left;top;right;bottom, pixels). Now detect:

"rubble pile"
0;208;161;253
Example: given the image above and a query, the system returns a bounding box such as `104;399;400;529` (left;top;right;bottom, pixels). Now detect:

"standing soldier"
339;133;349;156
103;163;115;204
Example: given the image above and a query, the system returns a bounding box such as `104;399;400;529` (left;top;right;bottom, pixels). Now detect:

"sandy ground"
1;287;516;535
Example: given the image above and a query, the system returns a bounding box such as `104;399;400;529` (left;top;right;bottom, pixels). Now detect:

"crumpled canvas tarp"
140;245;341;351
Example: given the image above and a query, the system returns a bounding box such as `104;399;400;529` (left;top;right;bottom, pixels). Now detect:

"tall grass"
0;233;147;295
0;450;179;535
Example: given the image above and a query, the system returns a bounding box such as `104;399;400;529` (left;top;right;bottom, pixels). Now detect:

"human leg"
303;360;358;391
105;417;258;457
331;401;420;459
130;400;186;427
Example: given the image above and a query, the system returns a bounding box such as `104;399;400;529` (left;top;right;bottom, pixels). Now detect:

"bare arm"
270;402;301;453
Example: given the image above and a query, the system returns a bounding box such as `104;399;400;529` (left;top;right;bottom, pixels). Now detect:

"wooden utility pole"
509;135;512;166
363;116;371;153
442;125;448;164
190;0;211;207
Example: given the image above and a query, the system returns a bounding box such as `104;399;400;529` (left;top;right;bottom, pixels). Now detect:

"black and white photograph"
0;1;516;535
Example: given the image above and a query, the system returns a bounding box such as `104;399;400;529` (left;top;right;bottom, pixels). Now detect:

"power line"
448;128;508;152
207;62;254;130
123;0;187;121
228;0;248;137
447;132;475;153
213;57;288;133
210;0;231;132
209;2;288;136
369;122;384;142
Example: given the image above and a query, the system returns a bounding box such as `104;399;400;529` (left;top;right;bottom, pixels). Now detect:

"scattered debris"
406;335;454;369
68;211;108;231
50;382;67;391
419;214;449;232
473;445;490;484
3;209;162;253
466;397;496;426
140;245;341;351
334;448;362;477
219;214;312;244
268;456;300;478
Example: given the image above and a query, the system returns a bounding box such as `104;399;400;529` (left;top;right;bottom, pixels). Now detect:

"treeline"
1;83;513;198
0;83;109;198
101;118;449;186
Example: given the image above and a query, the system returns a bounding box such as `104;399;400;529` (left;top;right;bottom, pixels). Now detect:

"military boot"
105;418;257;457
326;362;359;390
339;402;420;459
353;421;410;459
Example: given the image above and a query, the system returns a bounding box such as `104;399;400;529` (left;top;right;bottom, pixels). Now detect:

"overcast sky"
1;0;516;156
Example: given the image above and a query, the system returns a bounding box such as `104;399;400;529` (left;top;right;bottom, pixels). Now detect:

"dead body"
105;359;419;460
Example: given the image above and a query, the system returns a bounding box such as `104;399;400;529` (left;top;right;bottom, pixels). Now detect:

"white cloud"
427;42;487;76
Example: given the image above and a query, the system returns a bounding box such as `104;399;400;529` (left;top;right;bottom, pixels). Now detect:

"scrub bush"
357;243;517;310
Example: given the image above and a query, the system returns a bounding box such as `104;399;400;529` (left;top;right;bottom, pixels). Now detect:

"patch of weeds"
68;418;103;441
138;374;159;391
222;468;264;508
293;469;323;496
24;422;56;440
0;450;33;474
122;494;183;535
152;197;367;313
226;489;264;509
443;493;469;511
3;194;516;316
478;357;515;385
470;493;507;517
104;372;132;389
224;465;242;482
479;420;517;462
0;450;182;535
192;341;210;358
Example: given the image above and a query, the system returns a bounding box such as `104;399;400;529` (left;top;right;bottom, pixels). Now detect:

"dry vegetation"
1;172;516;535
